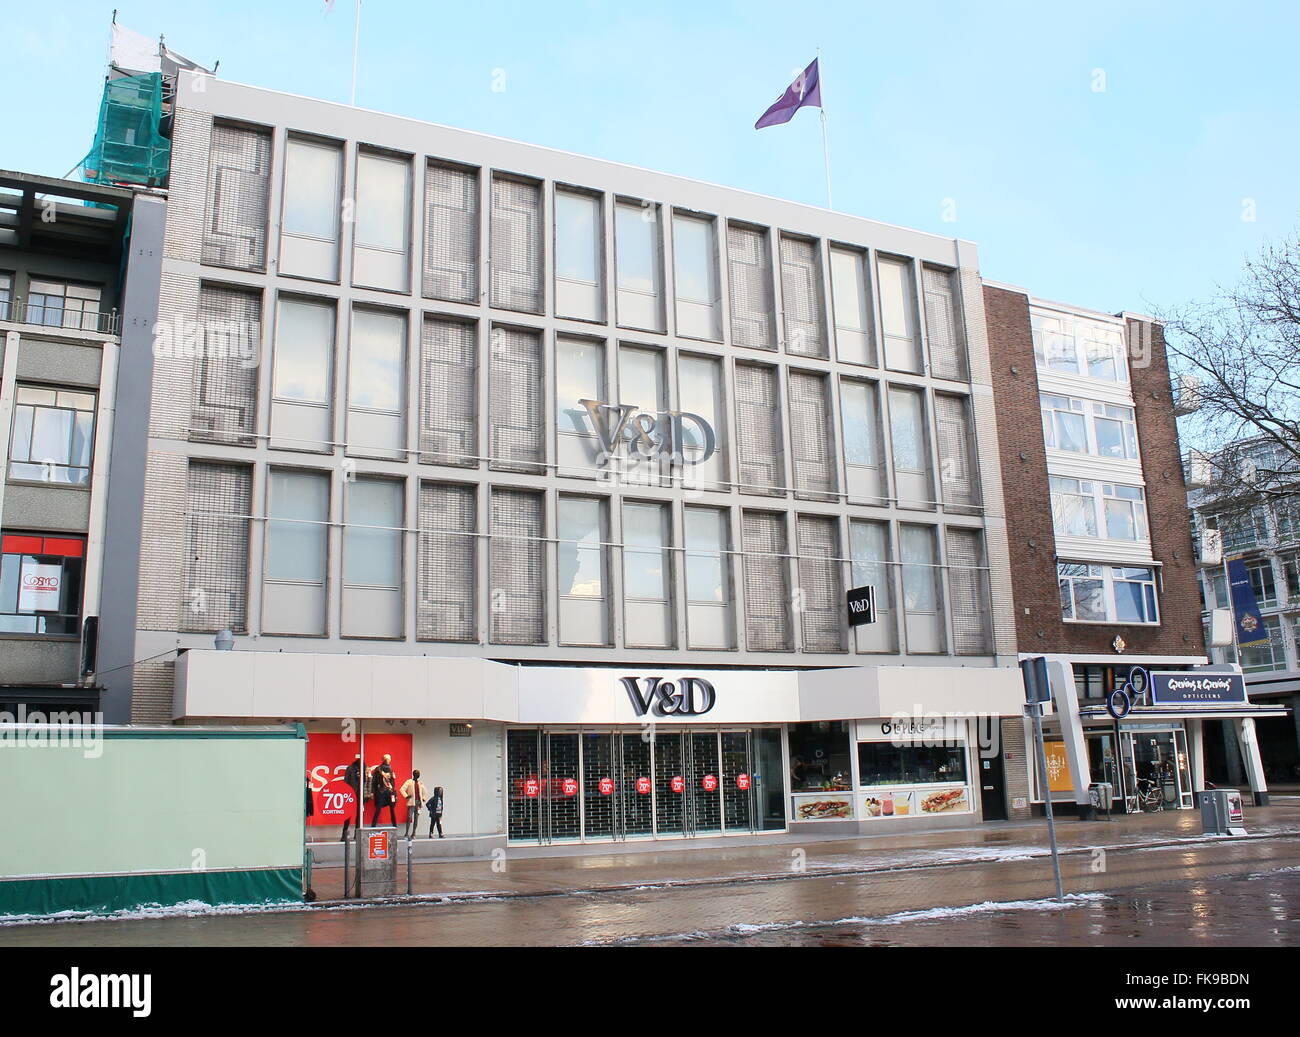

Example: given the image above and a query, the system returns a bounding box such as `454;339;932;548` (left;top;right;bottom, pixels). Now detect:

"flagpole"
350;0;362;106
818;47;833;210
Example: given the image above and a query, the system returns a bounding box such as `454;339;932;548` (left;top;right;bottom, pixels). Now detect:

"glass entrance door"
653;732;685;836
721;730;756;832
1122;729;1191;810
689;731;723;835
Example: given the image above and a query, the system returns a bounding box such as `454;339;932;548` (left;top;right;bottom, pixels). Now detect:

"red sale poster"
306;731;413;827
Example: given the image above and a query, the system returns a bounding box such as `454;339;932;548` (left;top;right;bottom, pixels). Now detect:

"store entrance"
507;727;785;843
1121;728;1193;810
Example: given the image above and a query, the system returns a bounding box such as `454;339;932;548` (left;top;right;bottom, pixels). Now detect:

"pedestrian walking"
369;753;397;827
400;769;429;838
341;754;361;842
427;785;445;839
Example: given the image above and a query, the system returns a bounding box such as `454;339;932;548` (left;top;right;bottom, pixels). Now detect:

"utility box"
1198;789;1247;837
356;828;397;896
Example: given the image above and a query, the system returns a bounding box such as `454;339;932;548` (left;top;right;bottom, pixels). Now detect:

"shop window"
0;533;85;635
788;721;852;792
857;742;968;787
9;386;95;485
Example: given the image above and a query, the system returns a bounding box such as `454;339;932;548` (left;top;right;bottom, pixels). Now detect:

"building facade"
98;72;1032;849
0;171;135;715
985;284;1279;816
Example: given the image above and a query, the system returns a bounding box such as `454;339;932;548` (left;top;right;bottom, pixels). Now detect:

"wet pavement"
2;806;1298;946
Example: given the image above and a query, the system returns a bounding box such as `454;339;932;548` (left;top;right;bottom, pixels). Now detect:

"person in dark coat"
427;786;445;839
341;755;361;841
369;754;398;827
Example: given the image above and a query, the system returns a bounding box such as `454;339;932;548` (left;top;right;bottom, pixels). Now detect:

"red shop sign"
523;778;540;798
702;774;718;792
598;777;614;795
635;776;652;794
736;773;751;790
561;777;579;797
670;775;685;794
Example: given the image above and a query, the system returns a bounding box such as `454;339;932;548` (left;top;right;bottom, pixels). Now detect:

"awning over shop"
1077;705;1290;722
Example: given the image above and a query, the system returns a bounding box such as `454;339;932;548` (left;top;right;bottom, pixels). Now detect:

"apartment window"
672;213;721;341
0;273;11;318
554;188;604;322
849;520;896;653
780;234;827;358
829;246;875;367
1102;483;1148;541
271;296;335;451
490;487;546;645
202;122;272;271
417;482;477;642
735;362;784;495
618;344;667;484
490;175;544;313
280;136;343;281
26;279;103;331
342;477;404;638
0;533;84;635
423;161;479;303
684;506;733;649
796;514;845;653
1275;500;1300;544
742;511;793;651
1244;559;1278;609
192;284;259;446
877;255;921;373
1210;508;1269;552
556;336;606;478
9;387;95;485
900;524;944;654
1041;393;1138;460
1050;479;1151;543
1040;394;1088;453
623;501;673;649
1058;563;1159;624
614;200;664;332
181;462;251;634
417;316;478;467
678;353;727;490
727;223;775;350
490;325;544;473
558;496;610;646
352;150;412;292
1032;311;1128;383
1092;403;1139;459
788;370;836;500
889;386;933;508
935;393;980;510
1240;616;1286;673
264;469;329;636
923;266;968;381
1082;322;1128;382
1281;552;1300;604
347;309;406;457
1049;477;1098;537
946;527;992;654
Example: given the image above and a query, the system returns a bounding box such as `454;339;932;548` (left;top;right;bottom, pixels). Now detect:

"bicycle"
1135;776;1164;812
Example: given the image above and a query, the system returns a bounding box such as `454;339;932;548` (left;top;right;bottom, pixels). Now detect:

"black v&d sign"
846;585;877;627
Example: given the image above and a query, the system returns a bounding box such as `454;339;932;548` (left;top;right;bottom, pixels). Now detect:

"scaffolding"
82;72;172;188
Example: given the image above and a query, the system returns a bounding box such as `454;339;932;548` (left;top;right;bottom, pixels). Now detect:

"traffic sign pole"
1029;701;1066;902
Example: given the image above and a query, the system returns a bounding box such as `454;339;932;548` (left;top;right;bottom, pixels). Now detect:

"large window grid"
202;122;272;271
181;461;252;634
423;161;480;303
8;387;95;485
191;284;260;446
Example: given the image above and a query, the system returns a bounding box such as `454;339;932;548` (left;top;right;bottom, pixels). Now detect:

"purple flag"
755;58;822;129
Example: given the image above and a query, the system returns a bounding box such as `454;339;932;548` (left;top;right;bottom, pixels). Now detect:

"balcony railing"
0;297;120;336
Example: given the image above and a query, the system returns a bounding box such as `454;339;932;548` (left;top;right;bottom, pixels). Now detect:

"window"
935;393;979;510
735;362;784;495
280;137;343;281
1082;322;1127;381
742;510;792;651
1210;508;1269;552
353;151;412;292
554;188;604;322
789;721;852;791
202;122;272;271
181;462;251;634
614;200;664;332
946;527;992;653
829;247;875;366
889;386;933;508
841;379;885;503
623;501;673;649
558;496;609;646
264;469;329;636
1102;483;1148;541
417;482;476;642
490;175;544;313
617;345;667;485
0;533;84;635
1032;310;1128;383
877;255;921;373
796;514;845;652
423;162;479;303
343;477;404;638
271;296;334;451
850;519;896;653
857;742;968;787
490;488;546;645
787;370;836;499
1040;393;1138;460
1049;477;1097;537
1092;403;1139;459
26;279;103;331
1281;552;1300;605
678;353;727;490
684;506;733;649
192;284;259;446
900;524;944;653
1240;616;1286;673
347;309;406;457
672;213;721;340
1040;394;1088;453
556;336;605;477
780;234;827;358
9;387;95;485
419;316;477;466
727;223;775;349
490;325;544;474
923;266;967;381
0;272;11;319
1058;562;1159;624
1244;559;1277;609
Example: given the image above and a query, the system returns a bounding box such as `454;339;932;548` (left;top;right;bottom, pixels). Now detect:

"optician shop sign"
1149;672;1247;706
578;400;717;465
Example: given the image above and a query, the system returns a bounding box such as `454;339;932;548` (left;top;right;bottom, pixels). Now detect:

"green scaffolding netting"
83;72;171;187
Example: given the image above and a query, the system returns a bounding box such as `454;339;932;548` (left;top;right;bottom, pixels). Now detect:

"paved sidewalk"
307;799;1300;905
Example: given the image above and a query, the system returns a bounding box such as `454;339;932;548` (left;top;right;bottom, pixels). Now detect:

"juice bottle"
882;793;894;816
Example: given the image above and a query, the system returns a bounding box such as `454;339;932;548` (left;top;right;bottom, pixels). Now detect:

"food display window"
855;720;974;819
788;720;855;822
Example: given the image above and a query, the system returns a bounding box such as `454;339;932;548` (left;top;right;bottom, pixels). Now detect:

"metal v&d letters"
620;676;717;717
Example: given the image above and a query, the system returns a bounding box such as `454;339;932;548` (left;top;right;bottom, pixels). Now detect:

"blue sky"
4;1;1298;314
